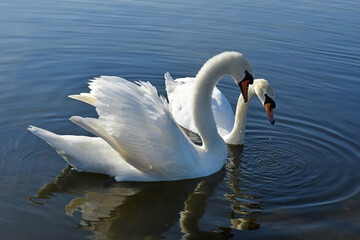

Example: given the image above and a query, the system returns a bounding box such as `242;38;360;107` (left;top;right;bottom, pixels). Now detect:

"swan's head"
253;79;276;125
196;51;254;102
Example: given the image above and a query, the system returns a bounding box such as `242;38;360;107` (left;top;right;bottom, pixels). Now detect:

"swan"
28;51;254;181
165;75;276;145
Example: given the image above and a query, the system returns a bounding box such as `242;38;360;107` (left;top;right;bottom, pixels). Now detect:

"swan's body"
166;75;276;145
29;51;253;181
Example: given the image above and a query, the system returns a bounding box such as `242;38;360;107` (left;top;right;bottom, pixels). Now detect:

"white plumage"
166;75;276;145
29;51;253;181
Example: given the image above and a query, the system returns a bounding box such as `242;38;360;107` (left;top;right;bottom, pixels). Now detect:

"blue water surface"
0;0;359;239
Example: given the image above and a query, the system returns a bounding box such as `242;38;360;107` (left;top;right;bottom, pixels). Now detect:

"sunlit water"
0;0;359;239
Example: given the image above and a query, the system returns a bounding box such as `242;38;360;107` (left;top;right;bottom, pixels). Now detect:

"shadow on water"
28;145;263;239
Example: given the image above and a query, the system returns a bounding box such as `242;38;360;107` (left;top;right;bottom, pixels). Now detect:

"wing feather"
72;76;198;176
68;93;97;106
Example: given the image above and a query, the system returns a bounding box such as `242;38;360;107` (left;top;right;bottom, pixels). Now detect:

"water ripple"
239;113;360;210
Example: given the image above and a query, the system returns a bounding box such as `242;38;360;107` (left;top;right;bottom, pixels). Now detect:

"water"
1;0;359;239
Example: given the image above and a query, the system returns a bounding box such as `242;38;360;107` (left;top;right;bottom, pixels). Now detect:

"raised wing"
70;76;198;175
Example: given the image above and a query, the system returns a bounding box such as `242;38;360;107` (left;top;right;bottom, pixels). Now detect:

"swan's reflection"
29;146;263;239
226;144;262;231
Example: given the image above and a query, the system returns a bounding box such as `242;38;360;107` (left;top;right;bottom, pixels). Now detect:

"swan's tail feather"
68;93;97;106
28;125;62;147
27;125;75;166
28;125;94;171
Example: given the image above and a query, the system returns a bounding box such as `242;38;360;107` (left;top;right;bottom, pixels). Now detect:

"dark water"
1;0;359;239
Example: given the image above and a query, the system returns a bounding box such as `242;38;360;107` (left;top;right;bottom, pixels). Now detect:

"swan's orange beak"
265;103;275;125
264;94;276;125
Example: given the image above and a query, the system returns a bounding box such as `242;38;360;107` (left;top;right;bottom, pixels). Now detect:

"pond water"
0;0;359;239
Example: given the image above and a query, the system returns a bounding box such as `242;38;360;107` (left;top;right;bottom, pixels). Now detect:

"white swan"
28;51;253;181
165;75;276;145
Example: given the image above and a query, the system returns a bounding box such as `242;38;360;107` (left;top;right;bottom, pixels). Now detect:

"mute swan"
165;75;276;145
28;51;254;181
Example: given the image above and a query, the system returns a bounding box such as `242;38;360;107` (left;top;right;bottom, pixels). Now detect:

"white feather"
29;51;253;181
27;126;146;180
165;73;235;138
166;75;275;145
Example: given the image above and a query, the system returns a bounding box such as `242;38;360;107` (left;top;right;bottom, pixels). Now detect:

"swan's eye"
264;94;276;110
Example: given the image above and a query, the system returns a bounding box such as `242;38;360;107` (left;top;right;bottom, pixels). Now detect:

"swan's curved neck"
225;87;256;145
192;56;232;151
